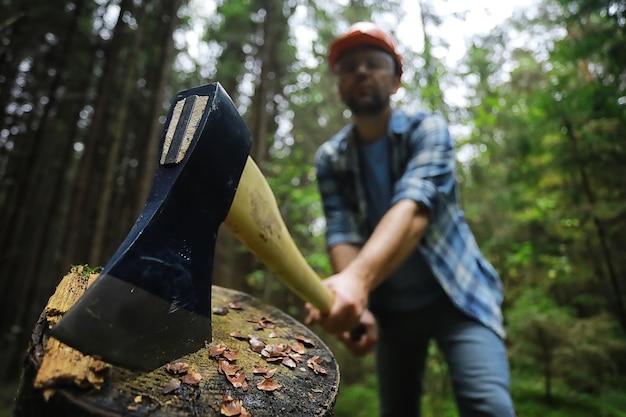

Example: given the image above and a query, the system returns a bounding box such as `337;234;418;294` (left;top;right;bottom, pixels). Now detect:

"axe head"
51;83;251;371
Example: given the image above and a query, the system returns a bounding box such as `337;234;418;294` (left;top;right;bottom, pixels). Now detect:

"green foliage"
508;291;575;369
508;289;626;399
334;373;380;417
458;1;626;407
461;0;626;318
512;375;626;417
557;314;626;393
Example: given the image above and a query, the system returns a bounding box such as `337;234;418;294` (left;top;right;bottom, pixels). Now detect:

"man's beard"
344;91;389;116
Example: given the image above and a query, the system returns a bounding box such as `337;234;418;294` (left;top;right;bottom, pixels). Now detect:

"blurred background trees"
1;0;625;415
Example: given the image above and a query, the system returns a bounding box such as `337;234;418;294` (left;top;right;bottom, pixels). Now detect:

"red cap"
328;22;403;77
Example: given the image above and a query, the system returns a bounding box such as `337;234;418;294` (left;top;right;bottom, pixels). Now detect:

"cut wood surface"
14;267;339;417
33;268;110;392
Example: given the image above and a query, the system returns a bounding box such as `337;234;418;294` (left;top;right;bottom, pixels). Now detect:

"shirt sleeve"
390;113;456;218
315;144;365;248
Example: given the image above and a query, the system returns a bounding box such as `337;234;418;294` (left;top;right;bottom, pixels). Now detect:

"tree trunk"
14;268;339;417
61;0;134;268
89;2;146;263
136;0;180;211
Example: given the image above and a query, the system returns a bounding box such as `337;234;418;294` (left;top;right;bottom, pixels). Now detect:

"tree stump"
14;267;339;417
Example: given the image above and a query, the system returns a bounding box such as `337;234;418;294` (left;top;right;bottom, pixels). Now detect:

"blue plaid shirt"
315;109;505;338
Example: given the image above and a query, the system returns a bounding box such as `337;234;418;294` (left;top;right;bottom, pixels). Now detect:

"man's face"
335;47;400;116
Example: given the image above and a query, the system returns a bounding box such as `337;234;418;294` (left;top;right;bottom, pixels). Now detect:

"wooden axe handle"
224;156;333;313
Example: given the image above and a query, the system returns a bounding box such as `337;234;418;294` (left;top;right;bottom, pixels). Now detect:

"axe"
51;83;336;371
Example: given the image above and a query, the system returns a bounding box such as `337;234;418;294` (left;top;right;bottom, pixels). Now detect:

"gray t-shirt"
357;136;443;312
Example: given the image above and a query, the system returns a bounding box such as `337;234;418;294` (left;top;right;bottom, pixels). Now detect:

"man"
305;22;516;417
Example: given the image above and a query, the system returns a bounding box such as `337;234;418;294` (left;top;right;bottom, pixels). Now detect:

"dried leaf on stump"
228;301;243;310
165;362;189;375
307;356;328;375
261;343;290;359
281;357;297;369
289;352;303;363
210;342;238;362
257;377;282;392
295;335;316;347
219;360;242;376
230;330;248;340
223;349;239;362
290;341;306;354
180;372;202;385
213;306;229;316
258;317;276;329
249;337;266;353
209;342;229;358
227;371;249;391
252;364;269;375
163;378;181;394
221;396;242;416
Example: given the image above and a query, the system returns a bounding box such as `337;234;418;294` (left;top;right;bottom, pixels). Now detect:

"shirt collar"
388;108;410;135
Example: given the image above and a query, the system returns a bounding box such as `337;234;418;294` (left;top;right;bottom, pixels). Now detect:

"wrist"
343;259;376;297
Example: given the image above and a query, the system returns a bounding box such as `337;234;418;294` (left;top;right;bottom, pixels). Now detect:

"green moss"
69;264;103;277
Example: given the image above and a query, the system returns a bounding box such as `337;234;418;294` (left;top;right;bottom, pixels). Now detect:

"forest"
1;0;625;416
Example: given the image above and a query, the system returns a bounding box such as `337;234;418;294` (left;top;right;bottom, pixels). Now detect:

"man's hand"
337;309;377;356
305;270;368;334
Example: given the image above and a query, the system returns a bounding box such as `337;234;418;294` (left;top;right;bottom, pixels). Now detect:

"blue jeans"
374;297;516;417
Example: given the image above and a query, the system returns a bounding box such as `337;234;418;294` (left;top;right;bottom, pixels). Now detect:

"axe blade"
51;83;251;370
